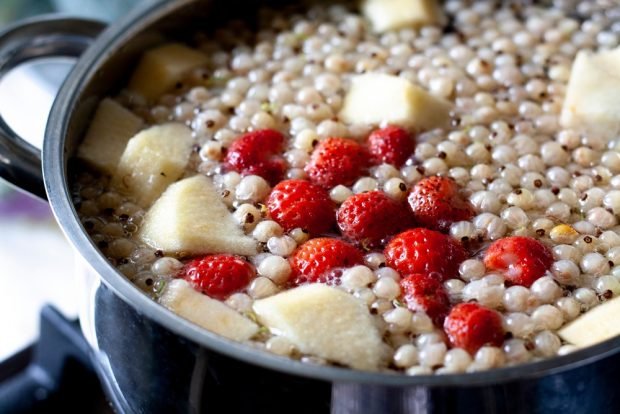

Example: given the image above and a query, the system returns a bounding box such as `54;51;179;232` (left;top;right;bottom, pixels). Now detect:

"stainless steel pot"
2;1;620;413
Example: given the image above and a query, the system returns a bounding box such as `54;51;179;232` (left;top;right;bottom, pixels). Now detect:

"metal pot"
1;1;620;413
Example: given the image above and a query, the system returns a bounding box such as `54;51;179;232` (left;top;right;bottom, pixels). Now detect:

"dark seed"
534;179;542;188
155;250;164;258
584;236;593;244
206;120;215;128
536;229;545;237
145;278;154;286
399;183;407;191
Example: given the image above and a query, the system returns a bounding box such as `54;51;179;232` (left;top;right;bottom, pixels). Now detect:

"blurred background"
0;0;147;363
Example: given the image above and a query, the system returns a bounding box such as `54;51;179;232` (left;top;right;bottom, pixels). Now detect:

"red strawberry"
290;238;364;286
367;125;415;167
400;273;450;326
224;129;286;185
384;228;467;280
444;303;504;354
267;179;335;235
336;190;412;248
484;236;553;287
182;254;255;299
305;137;369;188
407;176;474;232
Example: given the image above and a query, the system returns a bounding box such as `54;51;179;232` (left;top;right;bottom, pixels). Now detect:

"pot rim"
43;0;620;387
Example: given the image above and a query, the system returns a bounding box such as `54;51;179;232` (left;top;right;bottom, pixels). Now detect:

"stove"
2;304;620;414
0;306;111;414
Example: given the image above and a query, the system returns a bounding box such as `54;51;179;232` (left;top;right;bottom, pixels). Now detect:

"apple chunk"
160;279;259;341
362;0;446;33
253;284;386;371
560;47;620;139
558;295;620;348
76;98;143;175
111;123;193;207
127;43;208;102
339;73;452;131
139;175;258;256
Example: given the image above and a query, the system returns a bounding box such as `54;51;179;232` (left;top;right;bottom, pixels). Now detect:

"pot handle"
0;15;105;200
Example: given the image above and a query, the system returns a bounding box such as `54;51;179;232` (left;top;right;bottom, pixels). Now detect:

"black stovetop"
2;306;620;414
0;306;111;414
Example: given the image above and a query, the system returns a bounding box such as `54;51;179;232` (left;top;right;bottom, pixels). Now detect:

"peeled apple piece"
111;123;193;207
253;284;386;371
139;175;258;256
76;98;143;175
362;0;446;33
127;43;208;102
560;48;620;139
558;295;620;347
339;73;452;131
159;279;259;341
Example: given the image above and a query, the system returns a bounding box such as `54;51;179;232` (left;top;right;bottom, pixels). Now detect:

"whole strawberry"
305;137;369;188
267;179;335;235
337;190;412;248
444;302;504;354
384;228;467;280
400;273;450;326
407;176;474;232
290;238;363;286
224;129;286;185
182;254;255;299
367;125;415;167
484;236;553;287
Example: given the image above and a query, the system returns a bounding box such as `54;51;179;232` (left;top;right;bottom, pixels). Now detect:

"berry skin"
444;303;504;354
305;137;369;188
224;129;286;185
182;254;255;299
290;238;364;286
367;125;415;167
384;228;467;281
484;236;553;287
336;191;412;247
407;176;474;232
267;179;335;235
400;273;450;326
